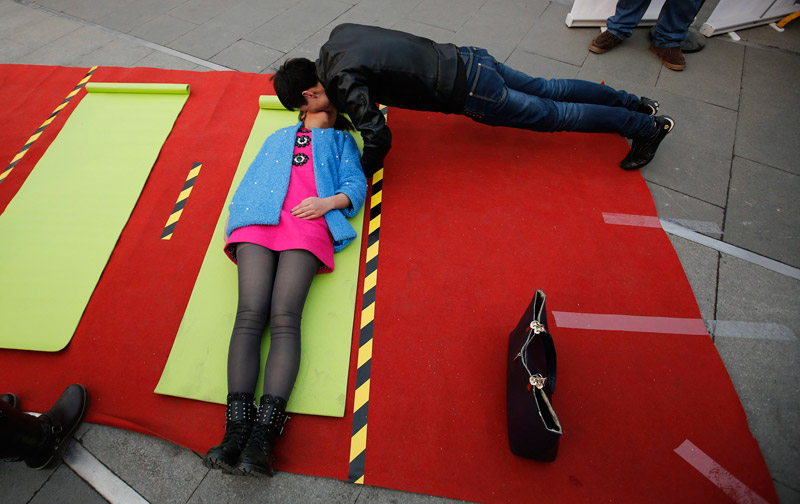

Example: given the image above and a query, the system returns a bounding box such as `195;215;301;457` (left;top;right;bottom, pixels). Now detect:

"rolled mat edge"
85;82;190;94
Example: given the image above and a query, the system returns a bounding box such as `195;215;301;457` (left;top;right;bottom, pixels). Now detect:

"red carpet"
0;65;777;503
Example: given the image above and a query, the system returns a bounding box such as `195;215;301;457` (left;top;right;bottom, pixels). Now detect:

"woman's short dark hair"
271;58;319;110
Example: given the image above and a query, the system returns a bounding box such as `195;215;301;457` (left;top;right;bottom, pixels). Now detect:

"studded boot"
203;392;256;473
234;394;288;477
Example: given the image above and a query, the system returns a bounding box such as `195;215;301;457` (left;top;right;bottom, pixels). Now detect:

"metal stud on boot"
204;392;256;473
234;394;288;477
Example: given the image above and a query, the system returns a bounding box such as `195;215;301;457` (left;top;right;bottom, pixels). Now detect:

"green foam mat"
155;98;364;417
0;82;189;352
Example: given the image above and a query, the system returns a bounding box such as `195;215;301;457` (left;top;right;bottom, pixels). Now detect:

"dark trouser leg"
0;400;45;460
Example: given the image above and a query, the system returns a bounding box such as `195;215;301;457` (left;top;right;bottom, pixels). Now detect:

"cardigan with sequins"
226;122;367;252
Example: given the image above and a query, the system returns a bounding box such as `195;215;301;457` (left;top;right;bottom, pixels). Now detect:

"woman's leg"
227;243;279;394
261;249;320;401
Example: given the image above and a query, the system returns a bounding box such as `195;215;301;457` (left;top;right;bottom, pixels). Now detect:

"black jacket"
317;23;466;176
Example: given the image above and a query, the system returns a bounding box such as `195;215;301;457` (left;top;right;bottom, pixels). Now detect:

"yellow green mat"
155;96;364;417
0;83;189;352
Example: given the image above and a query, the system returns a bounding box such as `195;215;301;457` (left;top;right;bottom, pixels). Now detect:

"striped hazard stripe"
0;66;97;185
161;162;202;240
348;104;388;484
349;166;383;484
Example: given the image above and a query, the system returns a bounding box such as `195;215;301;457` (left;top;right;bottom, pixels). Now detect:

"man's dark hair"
271;58;319;110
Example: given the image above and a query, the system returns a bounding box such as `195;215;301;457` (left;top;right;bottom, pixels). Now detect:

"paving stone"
36;0;118;23
332;0;424;29
724;157;800;268
407;0;484;32
640;90;736;208
387;18;455;44
505;48;580;79
30;463;109;504
81;424;207;504
666;234;719;322
655;37;743;111
451;0;543;62
14;25;116;66
210;39;283;73
267;27;331;73
715;254;800;494
517;1;595;67
74;37;156;67
8;13;81;49
735;22;800;54
169;24;246;60
134;49;206;70
203;0;296;34
0;457;56;504
646;181;725;238
244;0;352;53
168;0;243;25
0;0;52;38
774;479;800;504
578;29;662;94
0;36;33;62
129;14;199;46
95;0;187;34
188;469;361;504
355;484;473;503
736;46;800;175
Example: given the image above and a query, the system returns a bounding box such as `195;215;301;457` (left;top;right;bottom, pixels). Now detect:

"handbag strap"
517;290;557;395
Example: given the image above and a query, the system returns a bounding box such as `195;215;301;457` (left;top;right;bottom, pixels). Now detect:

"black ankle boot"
234;395;288;477
1;393;20;409
24;384;89;470
204;392;256;473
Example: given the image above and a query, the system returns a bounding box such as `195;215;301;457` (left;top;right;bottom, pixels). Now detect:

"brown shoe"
649;44;686;71
590;30;623;54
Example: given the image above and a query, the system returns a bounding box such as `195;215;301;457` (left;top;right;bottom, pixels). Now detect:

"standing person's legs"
651;0;704;47
605;0;652;40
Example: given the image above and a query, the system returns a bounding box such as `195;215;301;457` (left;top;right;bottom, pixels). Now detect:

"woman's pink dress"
225;128;335;273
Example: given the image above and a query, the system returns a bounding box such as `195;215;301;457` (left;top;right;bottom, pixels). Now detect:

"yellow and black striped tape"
348;104;388;484
161;162;202;240
0;66;97;185
348;166;383;484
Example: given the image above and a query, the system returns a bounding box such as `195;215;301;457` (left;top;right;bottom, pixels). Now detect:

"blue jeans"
459;46;654;139
606;0;704;47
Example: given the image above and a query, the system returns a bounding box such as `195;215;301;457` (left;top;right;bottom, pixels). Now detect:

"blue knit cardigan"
226;122;367;252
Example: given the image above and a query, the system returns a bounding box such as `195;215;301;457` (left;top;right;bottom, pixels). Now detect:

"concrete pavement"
1;0;798;502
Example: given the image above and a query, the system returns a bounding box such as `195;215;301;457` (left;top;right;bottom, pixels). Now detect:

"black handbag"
506;289;562;462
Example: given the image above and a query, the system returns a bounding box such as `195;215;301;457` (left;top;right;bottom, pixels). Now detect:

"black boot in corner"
234;394;288;477
203;392;256;473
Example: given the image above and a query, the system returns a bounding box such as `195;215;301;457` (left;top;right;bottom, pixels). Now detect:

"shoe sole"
203;455;236;474
649;45;685;71
234;462;273;477
589;45;609;54
29;385;89;470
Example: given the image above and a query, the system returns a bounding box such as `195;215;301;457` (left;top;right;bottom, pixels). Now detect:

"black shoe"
203;392;256;473
636;97;659;116
620;116;674;170
234;395;288;477
24;384;89;470
1;393;20;409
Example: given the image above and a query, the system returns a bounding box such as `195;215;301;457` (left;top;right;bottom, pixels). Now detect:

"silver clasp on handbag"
529;321;545;335
529;374;546;390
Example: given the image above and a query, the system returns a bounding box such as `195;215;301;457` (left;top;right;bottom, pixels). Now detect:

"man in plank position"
272;23;673;176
